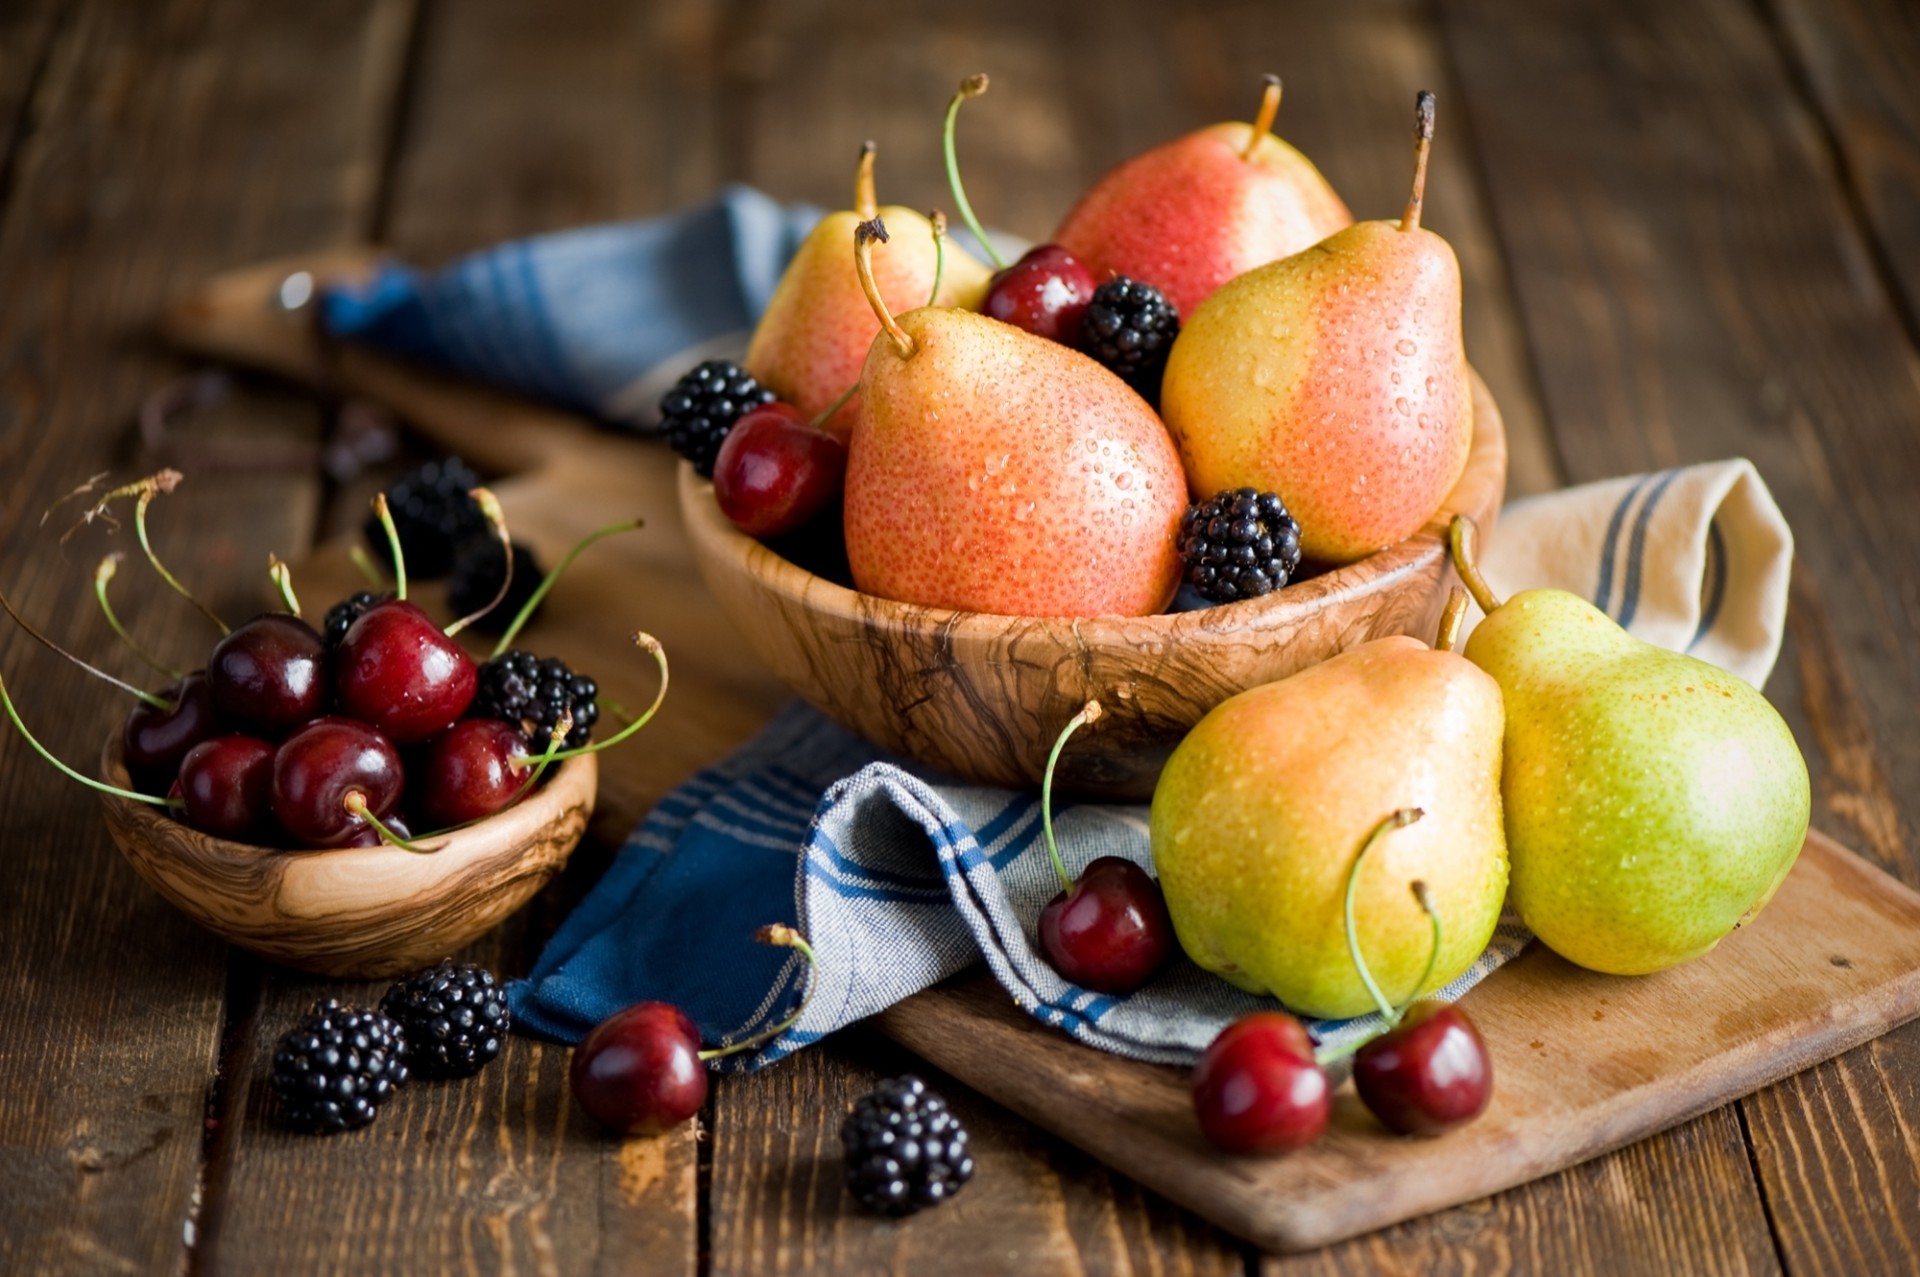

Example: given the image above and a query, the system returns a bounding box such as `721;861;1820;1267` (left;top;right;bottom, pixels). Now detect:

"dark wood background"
3;1;1917;1272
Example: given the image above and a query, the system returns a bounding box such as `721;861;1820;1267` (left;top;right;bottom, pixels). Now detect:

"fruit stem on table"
1241;74;1282;161
698;923;819;1061
942;73;1007;270
1401;90;1436;234
0;672;182;807
1040;700;1106;896
487;516;645;657
93;553;183;680
855;220;916;358
1447;514;1503;615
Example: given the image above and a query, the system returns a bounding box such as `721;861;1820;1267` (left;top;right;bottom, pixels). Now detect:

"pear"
1159;92;1471;565
1148;599;1508;1020
1053;76;1351;319
1449;516;1811;975
745;144;991;440
842;220;1187;617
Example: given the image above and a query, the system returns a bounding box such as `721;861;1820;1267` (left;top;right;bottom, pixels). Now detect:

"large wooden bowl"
682;372;1506;799
98;737;597;977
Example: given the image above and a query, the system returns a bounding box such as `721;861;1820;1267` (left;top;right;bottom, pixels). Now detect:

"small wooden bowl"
682;372;1506;800
98;736;597;978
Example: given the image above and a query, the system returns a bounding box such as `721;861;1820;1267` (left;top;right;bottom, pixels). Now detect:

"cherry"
1353;1000;1492;1137
570;1001;708;1136
333;600;477;744
1191;1012;1331;1154
123;670;222;790
413;718;533;829
712;403;848;539
207;614;327;737
177;734;277;841
983;245;1098;344
271;716;404;847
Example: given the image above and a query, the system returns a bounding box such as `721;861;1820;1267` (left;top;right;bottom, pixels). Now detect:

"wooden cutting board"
165;252;1920;1254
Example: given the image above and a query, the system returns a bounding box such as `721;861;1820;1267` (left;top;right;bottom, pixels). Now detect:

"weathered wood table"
4;1;1918;1272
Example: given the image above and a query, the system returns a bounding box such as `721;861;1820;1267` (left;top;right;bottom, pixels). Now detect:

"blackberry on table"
270;1000;410;1135
446;536;545;635
321;590;388;654
363;456;488;579
1080;277;1180;403
380;962;511;1079
469;650;598;753
658;360;776;477
1178;488;1304;604
841;1075;974;1216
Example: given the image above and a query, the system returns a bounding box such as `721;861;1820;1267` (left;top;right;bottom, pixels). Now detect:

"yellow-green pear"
1449;517;1810;975
745;144;990;440
1148;618;1508;1019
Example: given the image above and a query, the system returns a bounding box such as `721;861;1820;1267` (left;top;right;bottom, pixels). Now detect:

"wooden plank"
0;0;412;1272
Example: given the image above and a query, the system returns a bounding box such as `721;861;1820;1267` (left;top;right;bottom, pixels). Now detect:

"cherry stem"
0;672;182;807
1401;90;1436;233
699;924;819;1060
810;381;859;432
1447;515;1502;614
926;209;948;307
420;708;577;842
269;555;301;617
487;516;645;658
853;140;878;221
1241;74;1282;161
344;792;441;854
942;73;1006;269
445;487;511;638
93;554;182;680
62;471;226;636
128;480;229;636
854;219;915;359
348;543;387;589
1398;880;1445;1020
1343;807;1426;1024
1040;700;1105;896
41;470;113;528
371;492;408;601
539;633;668;762
1;580;173;710
1434;588;1468;653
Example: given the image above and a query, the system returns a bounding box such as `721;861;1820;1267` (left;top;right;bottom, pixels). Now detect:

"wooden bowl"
97;736;597;978
681;372;1506;799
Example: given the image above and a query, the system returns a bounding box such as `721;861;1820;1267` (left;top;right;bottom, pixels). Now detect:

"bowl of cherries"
3;466;660;978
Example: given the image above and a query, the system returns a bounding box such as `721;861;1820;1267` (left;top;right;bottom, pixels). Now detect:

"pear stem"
371;492;408;602
538;632;668;762
1447;515;1503;614
444;488;511;638
488;517;644;657
268;555;301;617
1434;588;1468;653
1040;700;1104;896
1241;74;1282;161
853;140;878;221
942;73;1007;270
854;219;916;359
811;381;859;432
926;209;948;307
345;792;442;853
1342;808;1425;1024
93;554;183;680
698;924;819;1060
1400;90;1436;233
0;672;182;807
2;580;173;710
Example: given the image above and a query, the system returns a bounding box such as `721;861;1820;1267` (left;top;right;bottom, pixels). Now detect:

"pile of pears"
715;77;1474;615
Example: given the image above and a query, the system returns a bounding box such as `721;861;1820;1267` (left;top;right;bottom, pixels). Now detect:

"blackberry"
269;1000;409;1135
840;1075;974;1216
1080;277;1180;402
321;590;388;654
1178;488;1304;604
363;457;488;579
469;650;598;753
446;536;545;635
379;962;511;1079
658;360;775;477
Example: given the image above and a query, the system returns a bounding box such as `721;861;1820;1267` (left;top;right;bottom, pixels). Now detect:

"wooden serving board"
167;253;1920;1254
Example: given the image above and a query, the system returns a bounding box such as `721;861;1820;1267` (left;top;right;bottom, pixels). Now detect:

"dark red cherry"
983;245;1097;343
270;716;404;847
333;600;477;744
1352;1000;1493;1137
1037;856;1174;994
123;671;221;790
1191;1012;1330;1154
177;735;277;842
712;403;848;539
414;718;532;829
207;615;327;737
570;1001;708;1135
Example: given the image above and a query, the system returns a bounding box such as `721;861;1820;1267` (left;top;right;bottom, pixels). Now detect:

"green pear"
1158;92;1470;565
1148;628;1508;1019
1449;516;1811;975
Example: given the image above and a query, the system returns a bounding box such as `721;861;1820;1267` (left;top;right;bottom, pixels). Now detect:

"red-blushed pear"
1159;91;1472;565
1053;76;1351;319
842;220;1188;618
745;144;991;441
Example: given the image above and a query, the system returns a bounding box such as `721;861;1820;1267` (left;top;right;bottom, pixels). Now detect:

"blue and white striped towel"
314;191;1794;1066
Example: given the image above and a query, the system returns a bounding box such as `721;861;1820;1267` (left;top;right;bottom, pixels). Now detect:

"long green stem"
0;672;181;807
348;544;387;589
539;633;668;761
1040;700;1105;895
445;487;510;638
269;555;301;616
2;581;172;710
135;487;228;635
1343;808;1425;1023
371;493;407;602
926;209;948;306
700;924;819;1060
488;517;645;657
344;792;440;853
809;382;859;432
942;74;1006;270
1400;881;1445;1018
93;554;182;680
1447;515;1502;614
